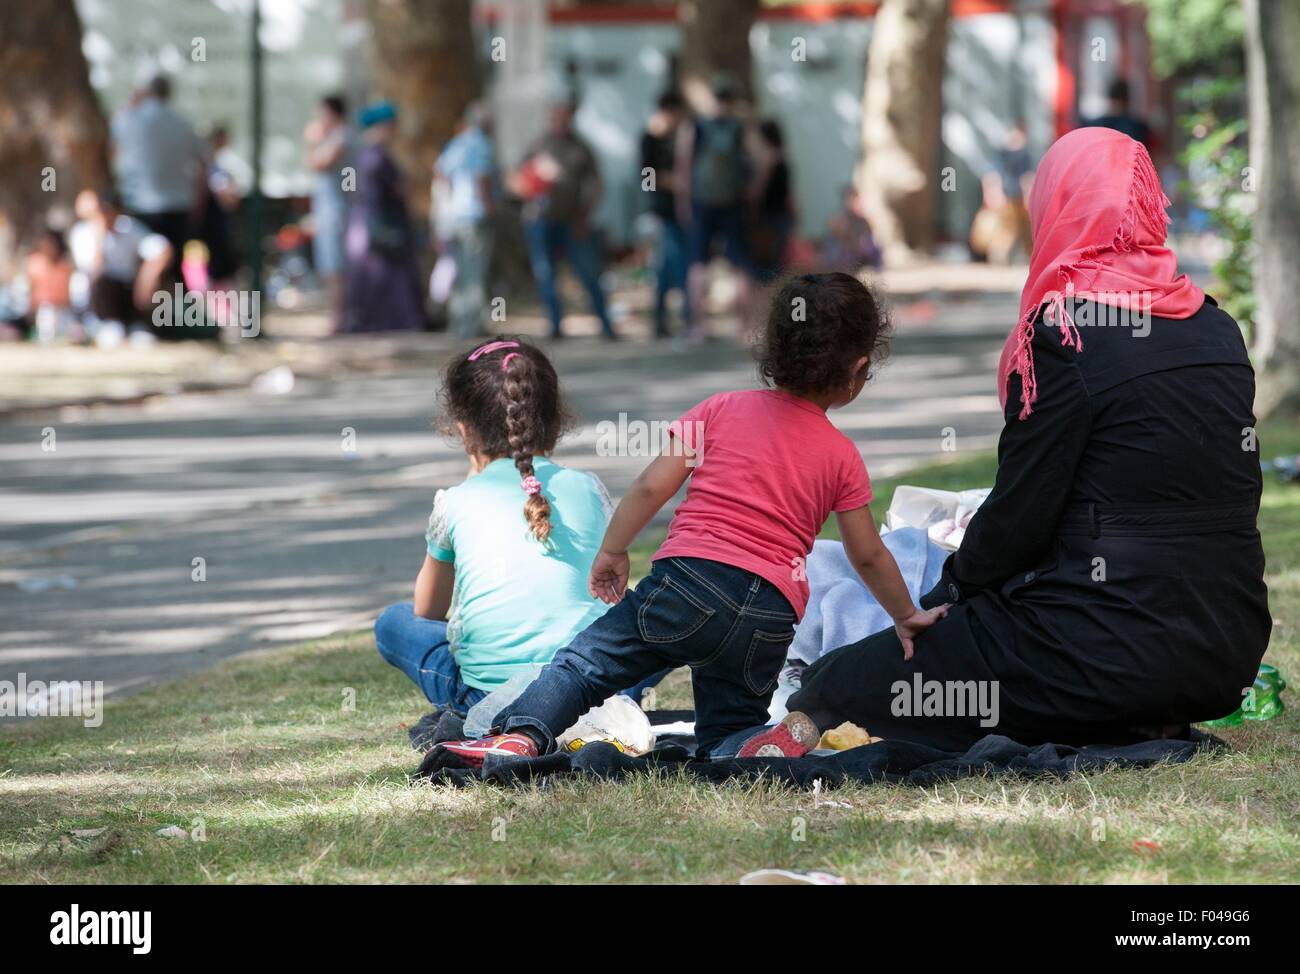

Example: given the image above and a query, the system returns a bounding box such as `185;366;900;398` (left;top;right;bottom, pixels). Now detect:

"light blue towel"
788;527;948;664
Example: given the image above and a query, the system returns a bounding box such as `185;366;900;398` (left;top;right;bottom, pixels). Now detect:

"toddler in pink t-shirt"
437;272;948;764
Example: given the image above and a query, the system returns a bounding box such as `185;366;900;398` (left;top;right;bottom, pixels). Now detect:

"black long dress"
790;296;1272;749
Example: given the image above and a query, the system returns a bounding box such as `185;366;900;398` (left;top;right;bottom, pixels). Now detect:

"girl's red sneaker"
436;733;539;768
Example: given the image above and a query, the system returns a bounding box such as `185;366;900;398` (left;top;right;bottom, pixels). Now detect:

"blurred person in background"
25;228;78;343
820;184;881;273
1083;79;1151;150
748;119;795;288
676;76;753;343
639;90;690;339
433;101;496;339
970;119;1035;265
512;100;616;340
197;125;241;290
341;101;427;333
67;189;172;347
305;94;354;329
111;75;206;283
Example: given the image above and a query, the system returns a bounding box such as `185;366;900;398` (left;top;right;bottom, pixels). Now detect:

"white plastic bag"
885;485;991;551
555;693;655;756
463;668;655;756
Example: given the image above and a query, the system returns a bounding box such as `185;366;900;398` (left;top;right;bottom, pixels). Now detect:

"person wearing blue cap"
358;100;397;130
341;100;427;332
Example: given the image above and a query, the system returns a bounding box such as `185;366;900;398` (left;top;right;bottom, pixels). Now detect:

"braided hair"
438;337;571;545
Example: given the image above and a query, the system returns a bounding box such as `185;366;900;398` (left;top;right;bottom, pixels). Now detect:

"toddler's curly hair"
757;272;892;397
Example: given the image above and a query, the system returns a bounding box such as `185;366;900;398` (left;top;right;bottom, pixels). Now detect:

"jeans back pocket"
637;572;717;645
744;627;794;695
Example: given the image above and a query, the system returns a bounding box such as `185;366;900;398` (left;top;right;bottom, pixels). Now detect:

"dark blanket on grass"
408;709;1222;789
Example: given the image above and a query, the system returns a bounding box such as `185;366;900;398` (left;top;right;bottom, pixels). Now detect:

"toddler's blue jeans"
492;557;795;758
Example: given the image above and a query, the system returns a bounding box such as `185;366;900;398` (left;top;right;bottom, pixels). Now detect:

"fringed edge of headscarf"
1011;142;1169;419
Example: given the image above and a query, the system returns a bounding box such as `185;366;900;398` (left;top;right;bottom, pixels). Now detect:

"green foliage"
1176;76;1256;336
1140;0;1254;336
1137;0;1245;79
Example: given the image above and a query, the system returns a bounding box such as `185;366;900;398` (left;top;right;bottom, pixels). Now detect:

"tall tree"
1244;0;1300;415
678;0;759;113
856;0;950;265
0;0;110;279
365;0;481;220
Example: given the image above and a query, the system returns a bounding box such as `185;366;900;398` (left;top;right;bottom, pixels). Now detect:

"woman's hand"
588;548;630;605
894;604;950;661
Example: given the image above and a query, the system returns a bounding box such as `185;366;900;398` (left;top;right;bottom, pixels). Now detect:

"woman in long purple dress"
341;101;428;333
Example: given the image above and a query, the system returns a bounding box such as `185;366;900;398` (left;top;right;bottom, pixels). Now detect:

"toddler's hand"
589;549;630;605
894;604;949;661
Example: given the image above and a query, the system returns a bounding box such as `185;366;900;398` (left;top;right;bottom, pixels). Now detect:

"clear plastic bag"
463;665;545;739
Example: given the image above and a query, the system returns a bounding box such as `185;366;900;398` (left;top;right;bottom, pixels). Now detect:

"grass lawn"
3;430;1298;885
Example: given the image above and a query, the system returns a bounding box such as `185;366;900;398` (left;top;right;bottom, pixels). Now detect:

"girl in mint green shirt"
374;338;612;710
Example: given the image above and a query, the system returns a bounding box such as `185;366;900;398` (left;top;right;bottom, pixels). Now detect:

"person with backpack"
676;77;753;343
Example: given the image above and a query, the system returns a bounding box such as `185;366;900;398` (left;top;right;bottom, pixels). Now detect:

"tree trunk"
365;0;481;222
1244;0;1300;416
856;0;950;265
0;0;110;280
678;0;759;113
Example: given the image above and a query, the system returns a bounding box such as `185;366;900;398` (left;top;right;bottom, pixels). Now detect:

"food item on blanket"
816;721;882;751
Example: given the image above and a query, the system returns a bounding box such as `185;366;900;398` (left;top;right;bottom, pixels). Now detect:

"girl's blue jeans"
375;604;671;718
374;603;487;713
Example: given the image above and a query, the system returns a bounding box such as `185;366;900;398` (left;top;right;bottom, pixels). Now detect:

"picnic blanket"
409;709;1222;789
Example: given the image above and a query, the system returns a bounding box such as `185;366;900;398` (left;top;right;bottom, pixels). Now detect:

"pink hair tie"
500;352;519;371
521;475;542;496
468;340;520;361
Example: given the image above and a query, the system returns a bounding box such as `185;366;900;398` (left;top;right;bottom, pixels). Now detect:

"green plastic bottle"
1203;664;1286;727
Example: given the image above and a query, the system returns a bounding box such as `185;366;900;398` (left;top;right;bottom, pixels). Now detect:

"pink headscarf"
999;127;1205;418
